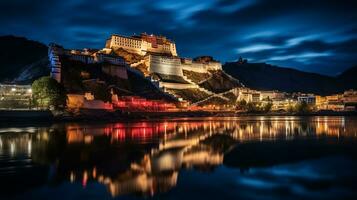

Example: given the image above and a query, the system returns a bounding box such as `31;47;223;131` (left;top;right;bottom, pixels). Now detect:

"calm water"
0;116;357;200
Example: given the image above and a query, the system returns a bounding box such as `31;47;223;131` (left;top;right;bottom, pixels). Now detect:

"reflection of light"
92;167;97;179
70;172;75;183
82;171;88;188
10;142;15;156
84;135;93;144
43;132;49;141
28;140;32;155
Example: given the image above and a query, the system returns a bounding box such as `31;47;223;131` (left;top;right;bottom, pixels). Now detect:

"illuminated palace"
104;33;177;56
46;32;357;111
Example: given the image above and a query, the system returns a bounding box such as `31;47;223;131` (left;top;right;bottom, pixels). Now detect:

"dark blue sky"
1;0;357;75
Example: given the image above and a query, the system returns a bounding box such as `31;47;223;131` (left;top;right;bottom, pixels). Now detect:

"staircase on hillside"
130;59;146;68
181;72;235;104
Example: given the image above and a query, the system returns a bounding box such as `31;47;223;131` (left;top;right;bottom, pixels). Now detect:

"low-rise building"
343;90;357;111
316;94;344;111
112;96;176;111
237;88;261;103
271;99;297;111
260;90;286;101
297;94;316;104
67;93;113;110
0;84;32;109
343;90;357;103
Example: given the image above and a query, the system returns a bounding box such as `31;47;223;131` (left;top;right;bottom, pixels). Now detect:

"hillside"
0;35;49;83
223;62;357;95
198;70;242;93
337;65;357;89
60;57;176;102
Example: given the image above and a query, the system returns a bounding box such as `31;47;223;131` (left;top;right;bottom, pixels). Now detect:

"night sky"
1;0;357;75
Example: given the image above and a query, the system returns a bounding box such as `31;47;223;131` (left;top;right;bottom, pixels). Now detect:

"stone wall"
160;82;198;89
148;55;183;76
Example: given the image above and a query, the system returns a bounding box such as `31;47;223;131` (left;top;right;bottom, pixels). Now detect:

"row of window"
112;36;176;50
112;42;141;48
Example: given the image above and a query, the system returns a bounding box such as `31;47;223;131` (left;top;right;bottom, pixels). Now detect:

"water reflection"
0;116;356;199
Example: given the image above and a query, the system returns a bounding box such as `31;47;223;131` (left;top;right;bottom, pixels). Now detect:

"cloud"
269;52;332;61
237;44;279;53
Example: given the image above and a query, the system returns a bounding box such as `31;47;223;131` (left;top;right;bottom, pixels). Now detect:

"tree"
263;101;273;112
246;102;260;112
32;76;67;109
287;104;295;113
295;101;311;114
236;99;247;110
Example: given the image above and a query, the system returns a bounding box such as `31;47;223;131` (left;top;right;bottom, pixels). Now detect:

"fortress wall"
181;62;222;73
148;55;183;76
206;62;222;70
159;82;198;89
181;64;208;73
102;65;128;79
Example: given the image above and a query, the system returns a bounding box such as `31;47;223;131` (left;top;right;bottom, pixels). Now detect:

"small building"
237;88;261;103
297;95;316;104
316;95;344;111
0;84;32;109
260;90;286;101
343;90;357;103
67;93;113;110
112;96;176;111
271;99;297;111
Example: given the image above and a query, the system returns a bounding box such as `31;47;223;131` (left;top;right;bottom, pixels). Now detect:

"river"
0;116;357;199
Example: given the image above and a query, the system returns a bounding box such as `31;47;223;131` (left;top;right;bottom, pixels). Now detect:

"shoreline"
1;109;357;123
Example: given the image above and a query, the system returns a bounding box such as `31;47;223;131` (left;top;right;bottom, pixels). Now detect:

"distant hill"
0;35;49;83
336;65;357;90
223;62;357;95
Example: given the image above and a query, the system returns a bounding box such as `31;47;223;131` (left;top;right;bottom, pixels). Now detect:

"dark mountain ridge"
0;35;49;83
223;62;357;95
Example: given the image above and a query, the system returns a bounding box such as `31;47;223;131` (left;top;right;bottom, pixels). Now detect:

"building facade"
105;33;177;56
181;58;222;73
48;43;63;82
147;55;183;76
0;84;32;109
297;95;316;104
237;88;261;103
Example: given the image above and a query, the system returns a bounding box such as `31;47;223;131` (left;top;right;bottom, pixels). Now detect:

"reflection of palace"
64;121;227;197
0;117;356;197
